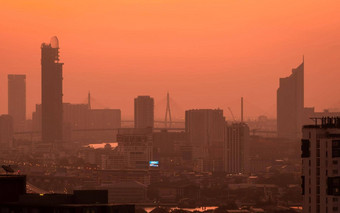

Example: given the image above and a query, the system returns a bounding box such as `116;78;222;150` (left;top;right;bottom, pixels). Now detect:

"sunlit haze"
1;0;340;120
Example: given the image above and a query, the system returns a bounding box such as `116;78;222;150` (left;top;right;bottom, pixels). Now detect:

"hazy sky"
1;0;340;120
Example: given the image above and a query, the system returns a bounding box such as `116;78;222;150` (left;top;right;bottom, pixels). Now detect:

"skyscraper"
41;36;63;143
8;74;26;131
277;59;304;139
301;117;340;213
185;109;225;172
134;96;154;129
224;122;250;174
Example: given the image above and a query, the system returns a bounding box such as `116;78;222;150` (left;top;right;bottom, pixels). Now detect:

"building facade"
116;128;153;169
41;36;63;143
8;74;26;131
0;115;13;152
185;109;225;172
277;60;304;139
224;122;250;174
134;96;154;129
301;117;340;213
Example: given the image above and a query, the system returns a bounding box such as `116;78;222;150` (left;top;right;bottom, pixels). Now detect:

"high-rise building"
134;96;154;129
301;117;340;213
277;59;304;139
8;74;26;131
224;122;250;174
41;36;63;143
116;128;153;169
185;109;225;172
0;115;13;151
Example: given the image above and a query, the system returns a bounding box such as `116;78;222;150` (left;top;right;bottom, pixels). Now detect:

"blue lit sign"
149;161;159;167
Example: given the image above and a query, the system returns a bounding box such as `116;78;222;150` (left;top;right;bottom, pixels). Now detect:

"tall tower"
164;92;172;128
277;59;304;139
8;74;26;131
41;36;63;143
134;96;154;129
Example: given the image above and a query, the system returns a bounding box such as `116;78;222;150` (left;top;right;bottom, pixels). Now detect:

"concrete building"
8;74;26;131
41;36;63;143
116;128;153;169
301;117;340;213
277;60;304;139
224;122;250;174
0;115;13;151
134;96;154;129
153;130;188;170
185;109;225;172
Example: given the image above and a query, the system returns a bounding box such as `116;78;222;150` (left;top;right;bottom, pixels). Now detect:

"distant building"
153;130;188;169
277;60;304;139
88;109;121;129
224;122;250;174
134;96;154;128
41;36;63;143
116;128;153;169
301;117;340;213
0;115;13;151
8;74;26;131
185;109;225;172
33;103;121;142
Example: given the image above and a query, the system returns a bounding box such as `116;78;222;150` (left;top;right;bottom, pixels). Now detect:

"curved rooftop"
50;36;59;48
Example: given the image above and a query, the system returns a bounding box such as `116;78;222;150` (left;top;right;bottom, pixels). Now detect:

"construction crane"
228;107;236;122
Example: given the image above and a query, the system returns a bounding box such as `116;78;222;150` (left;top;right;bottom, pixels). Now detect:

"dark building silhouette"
0;175;134;212
41;36;63;143
153;130;189;170
134;96;154;128
185;109;225;172
277;59;304;139
0;115;13;151
8;75;26;131
224;122;250;174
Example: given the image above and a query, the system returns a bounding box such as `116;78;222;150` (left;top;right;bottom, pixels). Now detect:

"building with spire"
277;58;304;139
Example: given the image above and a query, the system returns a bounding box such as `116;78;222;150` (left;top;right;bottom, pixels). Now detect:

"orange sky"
1;0;340;120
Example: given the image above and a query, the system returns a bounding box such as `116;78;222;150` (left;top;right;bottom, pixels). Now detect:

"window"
332;140;340;157
301;139;311;158
333;206;338;212
317;140;320;148
333;160;338;165
327;177;340;196
333;170;338;175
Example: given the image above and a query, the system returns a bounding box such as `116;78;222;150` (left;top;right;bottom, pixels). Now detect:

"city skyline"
1;1;340;120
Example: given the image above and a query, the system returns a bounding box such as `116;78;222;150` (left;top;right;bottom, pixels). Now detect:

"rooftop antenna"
241;97;244;123
88;91;91;109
